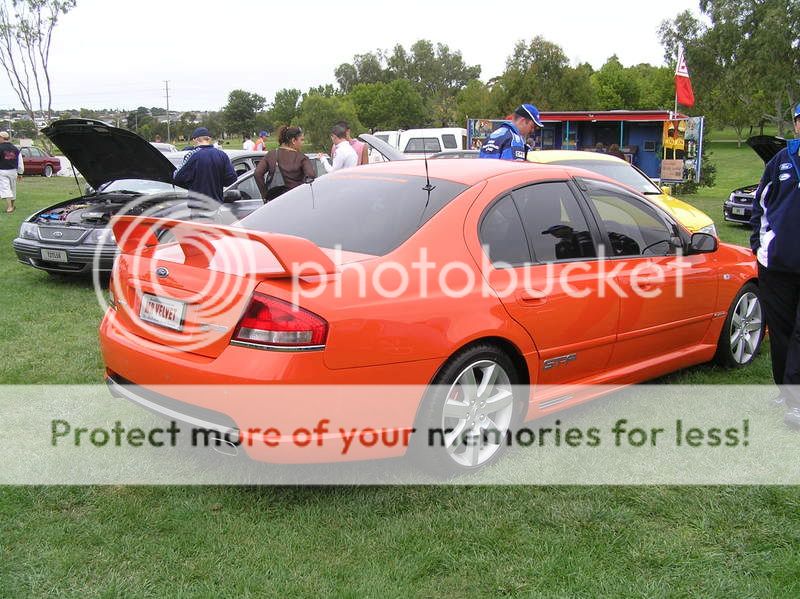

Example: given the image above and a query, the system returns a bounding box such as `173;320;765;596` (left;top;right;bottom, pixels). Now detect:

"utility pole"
164;80;171;143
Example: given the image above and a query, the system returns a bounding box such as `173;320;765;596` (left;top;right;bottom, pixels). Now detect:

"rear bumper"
12;237;116;273
100;311;437;463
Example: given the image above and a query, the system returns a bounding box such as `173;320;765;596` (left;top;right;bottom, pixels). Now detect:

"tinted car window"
442;134;457;149
548;159;661;194
404;138;441;153
235;174;261;200
512;182;596;262
239;174;467;256
584;180;674;256
480;195;531;267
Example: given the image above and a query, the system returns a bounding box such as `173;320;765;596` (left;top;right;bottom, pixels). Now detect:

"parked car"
13;120;263;275
150;142;178;153
102;158;763;474
527;150;717;235
20;146;61;177
373;128;468;155
723;136;786;225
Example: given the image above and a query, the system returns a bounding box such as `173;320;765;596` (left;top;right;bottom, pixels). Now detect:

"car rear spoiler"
111;215;336;276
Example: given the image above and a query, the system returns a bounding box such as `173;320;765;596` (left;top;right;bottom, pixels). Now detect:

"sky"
2;0;701;112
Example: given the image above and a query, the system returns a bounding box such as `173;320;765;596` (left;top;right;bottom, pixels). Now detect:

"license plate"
139;294;186;331
41;248;67;262
732;207;745;215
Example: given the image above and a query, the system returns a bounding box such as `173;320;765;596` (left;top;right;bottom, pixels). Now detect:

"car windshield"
238;173;468;256
550;159;662;194
98;179;178;194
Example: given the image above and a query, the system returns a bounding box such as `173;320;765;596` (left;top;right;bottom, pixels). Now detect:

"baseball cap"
794;103;800;119
514;103;543;127
191;127;210;139
259;130;267;137
0;131;9;140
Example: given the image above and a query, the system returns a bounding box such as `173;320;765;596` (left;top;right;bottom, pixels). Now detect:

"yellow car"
527;150;716;235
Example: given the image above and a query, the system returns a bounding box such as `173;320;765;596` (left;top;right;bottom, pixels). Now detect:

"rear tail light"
233;293;328;348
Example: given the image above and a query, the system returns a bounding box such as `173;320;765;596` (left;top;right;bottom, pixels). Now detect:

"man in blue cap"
479;103;543;161
750;103;800;427
173;127;236;203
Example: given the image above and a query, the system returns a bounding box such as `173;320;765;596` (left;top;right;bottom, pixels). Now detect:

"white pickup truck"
372;128;468;155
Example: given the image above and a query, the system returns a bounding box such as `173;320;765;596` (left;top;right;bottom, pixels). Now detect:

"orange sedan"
100;159;763;473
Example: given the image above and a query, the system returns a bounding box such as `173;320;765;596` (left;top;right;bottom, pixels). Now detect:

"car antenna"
418;141;436;227
422;140;436;193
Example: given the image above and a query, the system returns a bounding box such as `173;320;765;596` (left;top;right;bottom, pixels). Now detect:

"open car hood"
746;135;787;164
357;133;407;162
42;119;177;189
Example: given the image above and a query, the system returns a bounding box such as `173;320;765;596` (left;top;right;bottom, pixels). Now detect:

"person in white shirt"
318;124;358;172
242;134;255;151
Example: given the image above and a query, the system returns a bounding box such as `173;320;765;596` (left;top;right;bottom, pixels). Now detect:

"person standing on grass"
330;121;368;165
478;103;542;161
243;133;255;151
254;131;268;152
318;124;358;173
0;131;24;213
173;127;236;203
750;103;800;428
254;125;316;201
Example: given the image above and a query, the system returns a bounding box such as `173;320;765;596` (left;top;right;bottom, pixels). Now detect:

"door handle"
516;291;548;304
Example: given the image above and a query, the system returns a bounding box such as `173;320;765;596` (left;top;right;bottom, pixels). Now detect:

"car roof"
528;150;625;164
340;157;572;186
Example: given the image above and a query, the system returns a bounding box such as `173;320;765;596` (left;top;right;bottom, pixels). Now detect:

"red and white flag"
674;47;695;107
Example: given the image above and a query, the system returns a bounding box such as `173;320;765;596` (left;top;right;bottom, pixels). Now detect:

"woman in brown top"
254;125;317;201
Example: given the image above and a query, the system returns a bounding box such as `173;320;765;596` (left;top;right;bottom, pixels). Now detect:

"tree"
268;88;301;129
455;79;494;124
491;37;575;113
13;117;36;138
297;93;361;152
0;0;75;147
349;79;426;130
659;1;800;139
592;56;640;110
222;89;265;136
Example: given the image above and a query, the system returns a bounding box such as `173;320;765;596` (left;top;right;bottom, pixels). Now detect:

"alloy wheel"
440;359;514;468
729;291;762;364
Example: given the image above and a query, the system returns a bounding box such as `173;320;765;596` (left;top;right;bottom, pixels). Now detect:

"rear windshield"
550;159;661;194
238;173;468;256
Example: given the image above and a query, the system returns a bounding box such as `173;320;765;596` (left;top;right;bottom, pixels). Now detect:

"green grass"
1;161;799;596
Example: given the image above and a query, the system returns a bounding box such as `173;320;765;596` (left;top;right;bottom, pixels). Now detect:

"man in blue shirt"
478;103;543;161
750;103;800;427
173;127;236;202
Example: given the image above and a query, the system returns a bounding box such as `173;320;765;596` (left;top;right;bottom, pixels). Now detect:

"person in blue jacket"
173;127;237;203
750;103;800;427
478;103;543;161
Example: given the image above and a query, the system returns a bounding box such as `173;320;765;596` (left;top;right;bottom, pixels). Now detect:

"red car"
20;146;61;177
101;159;764;474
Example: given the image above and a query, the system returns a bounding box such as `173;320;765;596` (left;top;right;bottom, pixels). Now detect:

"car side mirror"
660;185;672;195
222;189;242;204
689;232;718;254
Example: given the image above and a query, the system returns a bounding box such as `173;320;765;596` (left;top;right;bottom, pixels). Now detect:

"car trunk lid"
746;135;787;164
109;216;340;358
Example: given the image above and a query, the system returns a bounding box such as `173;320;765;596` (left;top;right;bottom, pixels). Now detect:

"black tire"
43;165;53;177
410;343;523;476
714;282;765;368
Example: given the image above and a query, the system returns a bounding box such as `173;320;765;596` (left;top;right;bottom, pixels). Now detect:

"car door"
579;178;718;367
480;181;619;386
27;147;45;174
